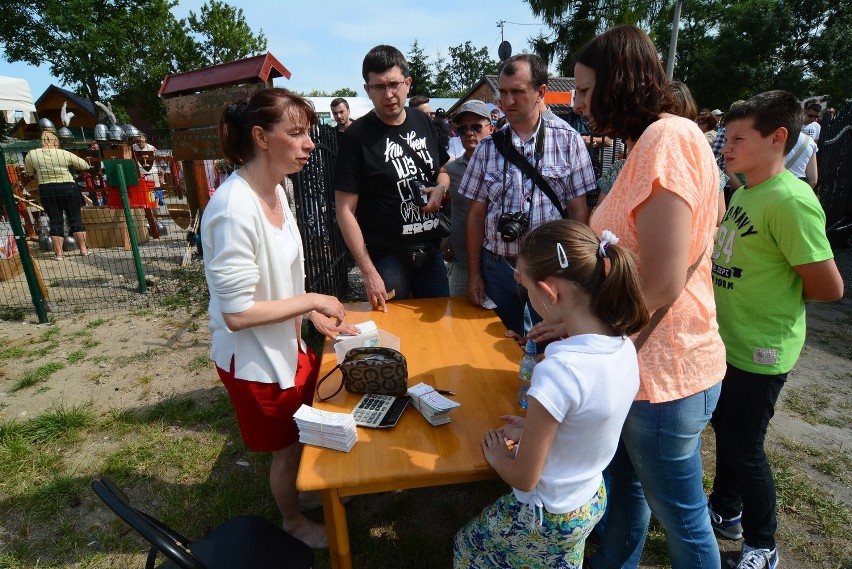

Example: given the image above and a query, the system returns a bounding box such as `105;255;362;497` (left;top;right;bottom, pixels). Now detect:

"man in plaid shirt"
458;54;596;341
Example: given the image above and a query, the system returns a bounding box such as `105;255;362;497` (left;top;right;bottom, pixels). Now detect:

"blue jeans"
589;382;722;569
480;248;541;338
372;246;449;300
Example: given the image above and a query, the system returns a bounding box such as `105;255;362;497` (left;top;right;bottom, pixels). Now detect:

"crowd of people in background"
199;24;843;569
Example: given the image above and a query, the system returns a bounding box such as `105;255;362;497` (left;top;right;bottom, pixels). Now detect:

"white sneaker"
735;544;779;569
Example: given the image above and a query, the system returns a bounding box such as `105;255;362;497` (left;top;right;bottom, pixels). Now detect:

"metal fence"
290;125;352;297
816;101;852;248
0;125;352;320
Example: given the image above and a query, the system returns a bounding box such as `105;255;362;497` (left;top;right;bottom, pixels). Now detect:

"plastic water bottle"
518;339;537;409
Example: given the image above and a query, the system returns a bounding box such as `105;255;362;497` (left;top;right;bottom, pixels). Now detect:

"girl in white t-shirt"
454;220;648;569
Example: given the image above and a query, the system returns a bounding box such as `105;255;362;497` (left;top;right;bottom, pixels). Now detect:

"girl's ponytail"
593;241;649;336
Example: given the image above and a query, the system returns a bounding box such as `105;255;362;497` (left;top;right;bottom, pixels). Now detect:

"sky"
0;1;553;100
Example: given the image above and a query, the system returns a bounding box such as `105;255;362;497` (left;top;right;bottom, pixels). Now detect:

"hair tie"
228;101;249;126
599;230;619;258
556;242;570;269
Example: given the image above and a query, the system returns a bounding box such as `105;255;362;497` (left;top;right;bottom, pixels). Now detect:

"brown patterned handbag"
316;347;408;401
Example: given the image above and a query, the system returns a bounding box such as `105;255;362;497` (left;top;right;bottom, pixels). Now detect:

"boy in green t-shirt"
708;90;844;569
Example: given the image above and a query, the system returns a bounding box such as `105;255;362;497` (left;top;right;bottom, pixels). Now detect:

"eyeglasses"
458;123;485;135
366;81;406;94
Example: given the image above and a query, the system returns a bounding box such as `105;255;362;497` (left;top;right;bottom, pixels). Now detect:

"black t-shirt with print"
334;108;450;258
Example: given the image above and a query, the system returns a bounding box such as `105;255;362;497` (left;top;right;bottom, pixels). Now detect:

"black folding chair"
90;476;313;569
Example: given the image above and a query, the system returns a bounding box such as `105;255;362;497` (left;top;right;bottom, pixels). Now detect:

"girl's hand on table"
497;415;525;446
482;429;514;466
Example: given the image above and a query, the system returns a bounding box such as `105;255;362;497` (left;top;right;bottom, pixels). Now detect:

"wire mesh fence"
0;124;352;320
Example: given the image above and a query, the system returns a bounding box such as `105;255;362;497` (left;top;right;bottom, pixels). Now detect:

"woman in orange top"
574;26;726;569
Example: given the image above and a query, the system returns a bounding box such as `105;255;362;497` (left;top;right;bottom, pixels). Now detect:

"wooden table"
296;297;520;569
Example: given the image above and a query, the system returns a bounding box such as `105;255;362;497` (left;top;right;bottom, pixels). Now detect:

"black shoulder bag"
490;121;567;219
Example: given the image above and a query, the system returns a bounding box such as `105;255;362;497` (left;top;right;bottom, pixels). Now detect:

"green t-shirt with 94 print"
711;170;833;375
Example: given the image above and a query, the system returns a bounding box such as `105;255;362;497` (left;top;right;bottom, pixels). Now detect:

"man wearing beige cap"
443;100;494;296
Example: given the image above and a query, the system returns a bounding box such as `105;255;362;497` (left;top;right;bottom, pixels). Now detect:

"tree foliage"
299;88;358;97
526;0;851;108
407;40;435;97
185;0;267;68
526;0;667;76
407;40;500;98
0;0;267;129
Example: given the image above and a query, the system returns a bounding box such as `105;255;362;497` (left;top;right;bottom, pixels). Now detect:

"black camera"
407;178;429;207
498;211;530;242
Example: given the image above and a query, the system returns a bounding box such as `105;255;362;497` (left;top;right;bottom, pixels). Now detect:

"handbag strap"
490;125;567;219
633;246;707;351
315;363;344;402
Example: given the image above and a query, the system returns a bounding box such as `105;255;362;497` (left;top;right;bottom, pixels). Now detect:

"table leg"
321;488;352;569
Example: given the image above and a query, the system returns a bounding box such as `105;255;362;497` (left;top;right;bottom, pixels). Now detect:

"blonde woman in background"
24;130;92;259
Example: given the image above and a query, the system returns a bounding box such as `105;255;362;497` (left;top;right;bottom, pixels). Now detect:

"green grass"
10;361;65;391
0;345;27;361
67;350;86;364
113;349;159;366
782;386;834;425
186;353;211;372
779;437;851;486
771;449;852;565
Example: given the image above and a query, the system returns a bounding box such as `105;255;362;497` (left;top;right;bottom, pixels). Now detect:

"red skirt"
216;348;320;452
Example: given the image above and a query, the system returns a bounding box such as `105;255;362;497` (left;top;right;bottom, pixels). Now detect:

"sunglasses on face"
458;123;485;135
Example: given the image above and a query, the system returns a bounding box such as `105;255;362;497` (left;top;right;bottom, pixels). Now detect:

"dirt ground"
1;247;850;568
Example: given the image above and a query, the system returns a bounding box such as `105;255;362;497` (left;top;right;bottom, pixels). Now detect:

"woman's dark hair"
519;220;649;336
219;88;317;166
574;25;676;142
670;80;698;121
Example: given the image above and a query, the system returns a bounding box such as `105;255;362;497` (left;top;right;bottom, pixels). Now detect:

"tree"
0;0;270;130
407;40;435;96
0;0;180;109
299;88;358;97
185;0;267;68
525;0;667;76
446;41;500;95
432;52;455;97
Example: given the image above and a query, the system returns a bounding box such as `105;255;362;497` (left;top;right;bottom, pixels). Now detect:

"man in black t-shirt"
334;45;451;311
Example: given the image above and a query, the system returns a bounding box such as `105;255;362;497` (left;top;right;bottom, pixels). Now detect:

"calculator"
351;394;410;429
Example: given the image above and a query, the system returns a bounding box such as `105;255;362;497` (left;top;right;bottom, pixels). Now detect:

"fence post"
109;162;147;293
0;147;49;323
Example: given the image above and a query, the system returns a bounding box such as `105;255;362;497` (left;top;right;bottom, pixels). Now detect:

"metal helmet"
108;124;127;141
94;124;109;142
38;117;56;131
57;126;74;140
122;124;142;140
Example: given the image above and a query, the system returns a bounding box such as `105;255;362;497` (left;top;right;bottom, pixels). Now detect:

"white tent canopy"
0;76;37;124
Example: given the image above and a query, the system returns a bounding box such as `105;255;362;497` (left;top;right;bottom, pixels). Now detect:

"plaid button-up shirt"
458;115;596;258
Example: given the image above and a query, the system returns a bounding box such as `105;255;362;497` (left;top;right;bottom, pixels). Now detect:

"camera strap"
491;120;566;219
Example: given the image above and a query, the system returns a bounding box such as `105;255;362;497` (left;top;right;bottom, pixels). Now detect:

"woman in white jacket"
202;88;358;549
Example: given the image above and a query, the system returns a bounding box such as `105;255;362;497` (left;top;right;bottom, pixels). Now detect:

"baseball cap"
711;109;723;116
453;100;490;122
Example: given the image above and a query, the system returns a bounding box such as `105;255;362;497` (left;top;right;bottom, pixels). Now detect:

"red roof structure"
158;52;291;98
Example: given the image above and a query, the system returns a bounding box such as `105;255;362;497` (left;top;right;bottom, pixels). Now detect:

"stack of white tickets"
294;404;358;452
408;382;461;426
